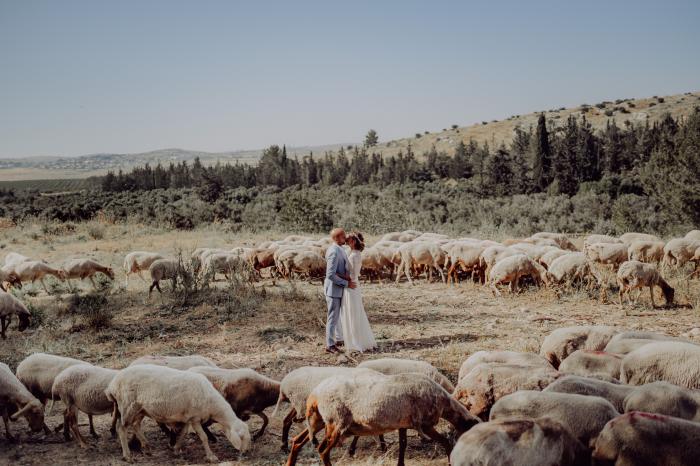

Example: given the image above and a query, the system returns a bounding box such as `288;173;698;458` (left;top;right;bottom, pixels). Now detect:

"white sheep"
0;268;22;292
0;291;31;339
627;240;665;264
488;254;547;296
357;358;454;392
546;252;593;288
530;232;578;251
129;354;217;370
662;237;700;270
544;374;633;413
394;241;446;284
123;251;164;286
558;349;622;380
202;252;249;281
105;364;251;463
617;260;674;307
622;381;700;422
450;417;587;466
592;411;700;466
13;260;66;293
583;234;622;252
287;371;480;466
685;230;700;241
3;252;32;267
0;362;47;441
603;330;692;354
147;258;181;297
586;242;629;270
16;353;87;405
539;248;570;269
445;242;486;284
458;350;552;382
620;341;700;388
490;390;619;445
540;325;619;368
619;232;661;245
50;363;118;447
62;258;115;291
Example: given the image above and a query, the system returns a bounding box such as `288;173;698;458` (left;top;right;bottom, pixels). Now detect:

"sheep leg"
281;408;296;451
88;276;98;290
348;435;359;456
137;270;146;282
378;434;387;451
252;412;269;440
649;286;656;308
192;421;219;463
285;428;310;466
40;277;50;294
172;423;189;453
67;406;89;448
88;414;99;438
131;418;149;454
201;420;217;443
318;423;341;466
110;410;117;437
422;424;452;458
115;418;132;463
0;316;6;339
2;407;15;442
397;428;408;466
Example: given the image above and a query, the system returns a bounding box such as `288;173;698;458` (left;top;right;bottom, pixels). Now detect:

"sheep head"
225;417;251;453
10;399;45;432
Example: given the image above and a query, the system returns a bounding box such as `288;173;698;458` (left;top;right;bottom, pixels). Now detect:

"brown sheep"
627;240;665;264
616;260;674;307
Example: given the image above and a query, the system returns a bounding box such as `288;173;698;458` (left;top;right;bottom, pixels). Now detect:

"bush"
451;124;458;129
415;133;422;138
63;292;113;331
86;224;105;240
604;109;614;117
595;102;606;109
657;97;665;103
25;302;47;329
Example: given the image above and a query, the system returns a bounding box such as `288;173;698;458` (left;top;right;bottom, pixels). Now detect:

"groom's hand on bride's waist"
348;279;357;289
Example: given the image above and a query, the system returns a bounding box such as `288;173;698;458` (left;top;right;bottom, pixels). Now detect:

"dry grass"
1;221;699;465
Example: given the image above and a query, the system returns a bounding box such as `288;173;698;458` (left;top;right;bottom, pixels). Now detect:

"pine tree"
450;141;472;179
364;129;379;147
531;114;552;191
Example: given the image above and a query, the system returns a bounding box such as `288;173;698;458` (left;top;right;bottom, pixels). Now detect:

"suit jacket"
324;244;349;298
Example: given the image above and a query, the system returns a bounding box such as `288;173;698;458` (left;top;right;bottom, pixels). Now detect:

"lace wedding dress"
341;250;377;352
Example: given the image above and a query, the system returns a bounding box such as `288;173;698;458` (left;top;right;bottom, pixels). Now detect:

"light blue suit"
324;243;348;347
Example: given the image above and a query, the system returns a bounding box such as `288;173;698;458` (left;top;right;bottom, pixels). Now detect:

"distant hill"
1;90;698;182
372;91;700;158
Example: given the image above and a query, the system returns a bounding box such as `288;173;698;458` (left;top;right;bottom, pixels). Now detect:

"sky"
1;0;699;158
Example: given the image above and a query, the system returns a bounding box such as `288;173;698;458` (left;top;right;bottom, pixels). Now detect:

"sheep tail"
271;390;288;418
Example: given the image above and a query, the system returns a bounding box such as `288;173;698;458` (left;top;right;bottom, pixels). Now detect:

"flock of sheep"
3;326;700;465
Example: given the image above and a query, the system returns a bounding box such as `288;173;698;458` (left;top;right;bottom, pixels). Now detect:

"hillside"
374;91;700;158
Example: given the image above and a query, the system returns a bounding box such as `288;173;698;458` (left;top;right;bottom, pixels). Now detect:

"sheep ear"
226;428;242;450
10;403;32;420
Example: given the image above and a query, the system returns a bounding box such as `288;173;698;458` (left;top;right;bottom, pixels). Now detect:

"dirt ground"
1;221;699;466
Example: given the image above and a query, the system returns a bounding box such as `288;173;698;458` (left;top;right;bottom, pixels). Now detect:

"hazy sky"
1;0;699;158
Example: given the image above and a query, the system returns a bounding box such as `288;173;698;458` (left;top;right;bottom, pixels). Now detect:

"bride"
340;232;377;353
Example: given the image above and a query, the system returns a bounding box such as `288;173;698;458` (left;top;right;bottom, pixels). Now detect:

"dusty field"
1;221;699;466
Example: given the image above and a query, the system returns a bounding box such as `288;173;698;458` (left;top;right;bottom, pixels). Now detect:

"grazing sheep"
458;350;552;382
490;390;619;445
105;364;251;463
604;337;661;355
13;260;66;293
147;258;181;297
188;367;280;440
444;242;486;284
531;232;578;251
450;417;588;466
662;237;700;269
62;258;115;291
479;245;507;280
273;366;364;452
620;341;700;388
359;246;393;282
540;325;619;368
3;252;33;268
16;353;87;405
395;241;446;284
544;375;632;413
617;260;674;307
357;358;454;392
0;268;22;291
539;249;570;269
279;249;325;279
592;411;700;466
586;242;629;270
622;381;700;422
50;364;118;447
0;291;31;339
627;240;665;264
287;371;480;466
453;363;560;420
619;232;661;245
202;252;250;281
123;251;164;286
488;254;547;296
558;350;622;380
0;362;47;441
583;234;622;252
129;354;216;370
191;248;228;274
546;252;593;287
685;230;700;241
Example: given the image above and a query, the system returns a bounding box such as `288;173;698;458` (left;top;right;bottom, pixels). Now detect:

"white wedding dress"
341;250;377;352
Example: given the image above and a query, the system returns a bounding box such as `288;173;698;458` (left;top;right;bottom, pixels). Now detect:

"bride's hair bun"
348;232;365;251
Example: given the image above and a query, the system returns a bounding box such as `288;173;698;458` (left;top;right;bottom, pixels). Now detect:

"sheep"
586;242;629;270
490;390;619;446
0;268;22;291
3;252;32;267
445;243;486;284
357;358;454;392
662;237;700;270
12;260;66;293
129;354;217;370
0;362;46;441
539;248;570;269
619;232;661;245
544;375;633;413
191;248;228;274
50;363;118;447
187;367;280;440
105;364;251;463
617;260;674;307
450;417;588;466
123;251;164;286
287;371;480;466
273;366;363;452
583;234;622;252
457;350;552;382
16;353;88;405
558;350;622;380
530;232;578;251
0;291;31;339
592;411;700;466
278;249;325;280
394;241;446;284
685;230;700;241
359;246;392;282
540;325;619;368
627;240;665;264
202;252;250;281
479;245;507;279
603;331;693;354
147;258;181;297
62;258;115;291
453;363;560;420
546;252;593;288
622;381;700;422
620;341;700;388
488;254;547;296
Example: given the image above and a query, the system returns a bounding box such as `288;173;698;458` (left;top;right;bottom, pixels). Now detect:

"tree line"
99;108;699;225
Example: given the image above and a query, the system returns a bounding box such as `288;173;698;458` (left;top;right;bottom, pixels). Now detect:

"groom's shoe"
335;341;345;348
325;346;339;354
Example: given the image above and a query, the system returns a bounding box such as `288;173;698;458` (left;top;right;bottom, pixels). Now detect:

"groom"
324;227;356;354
